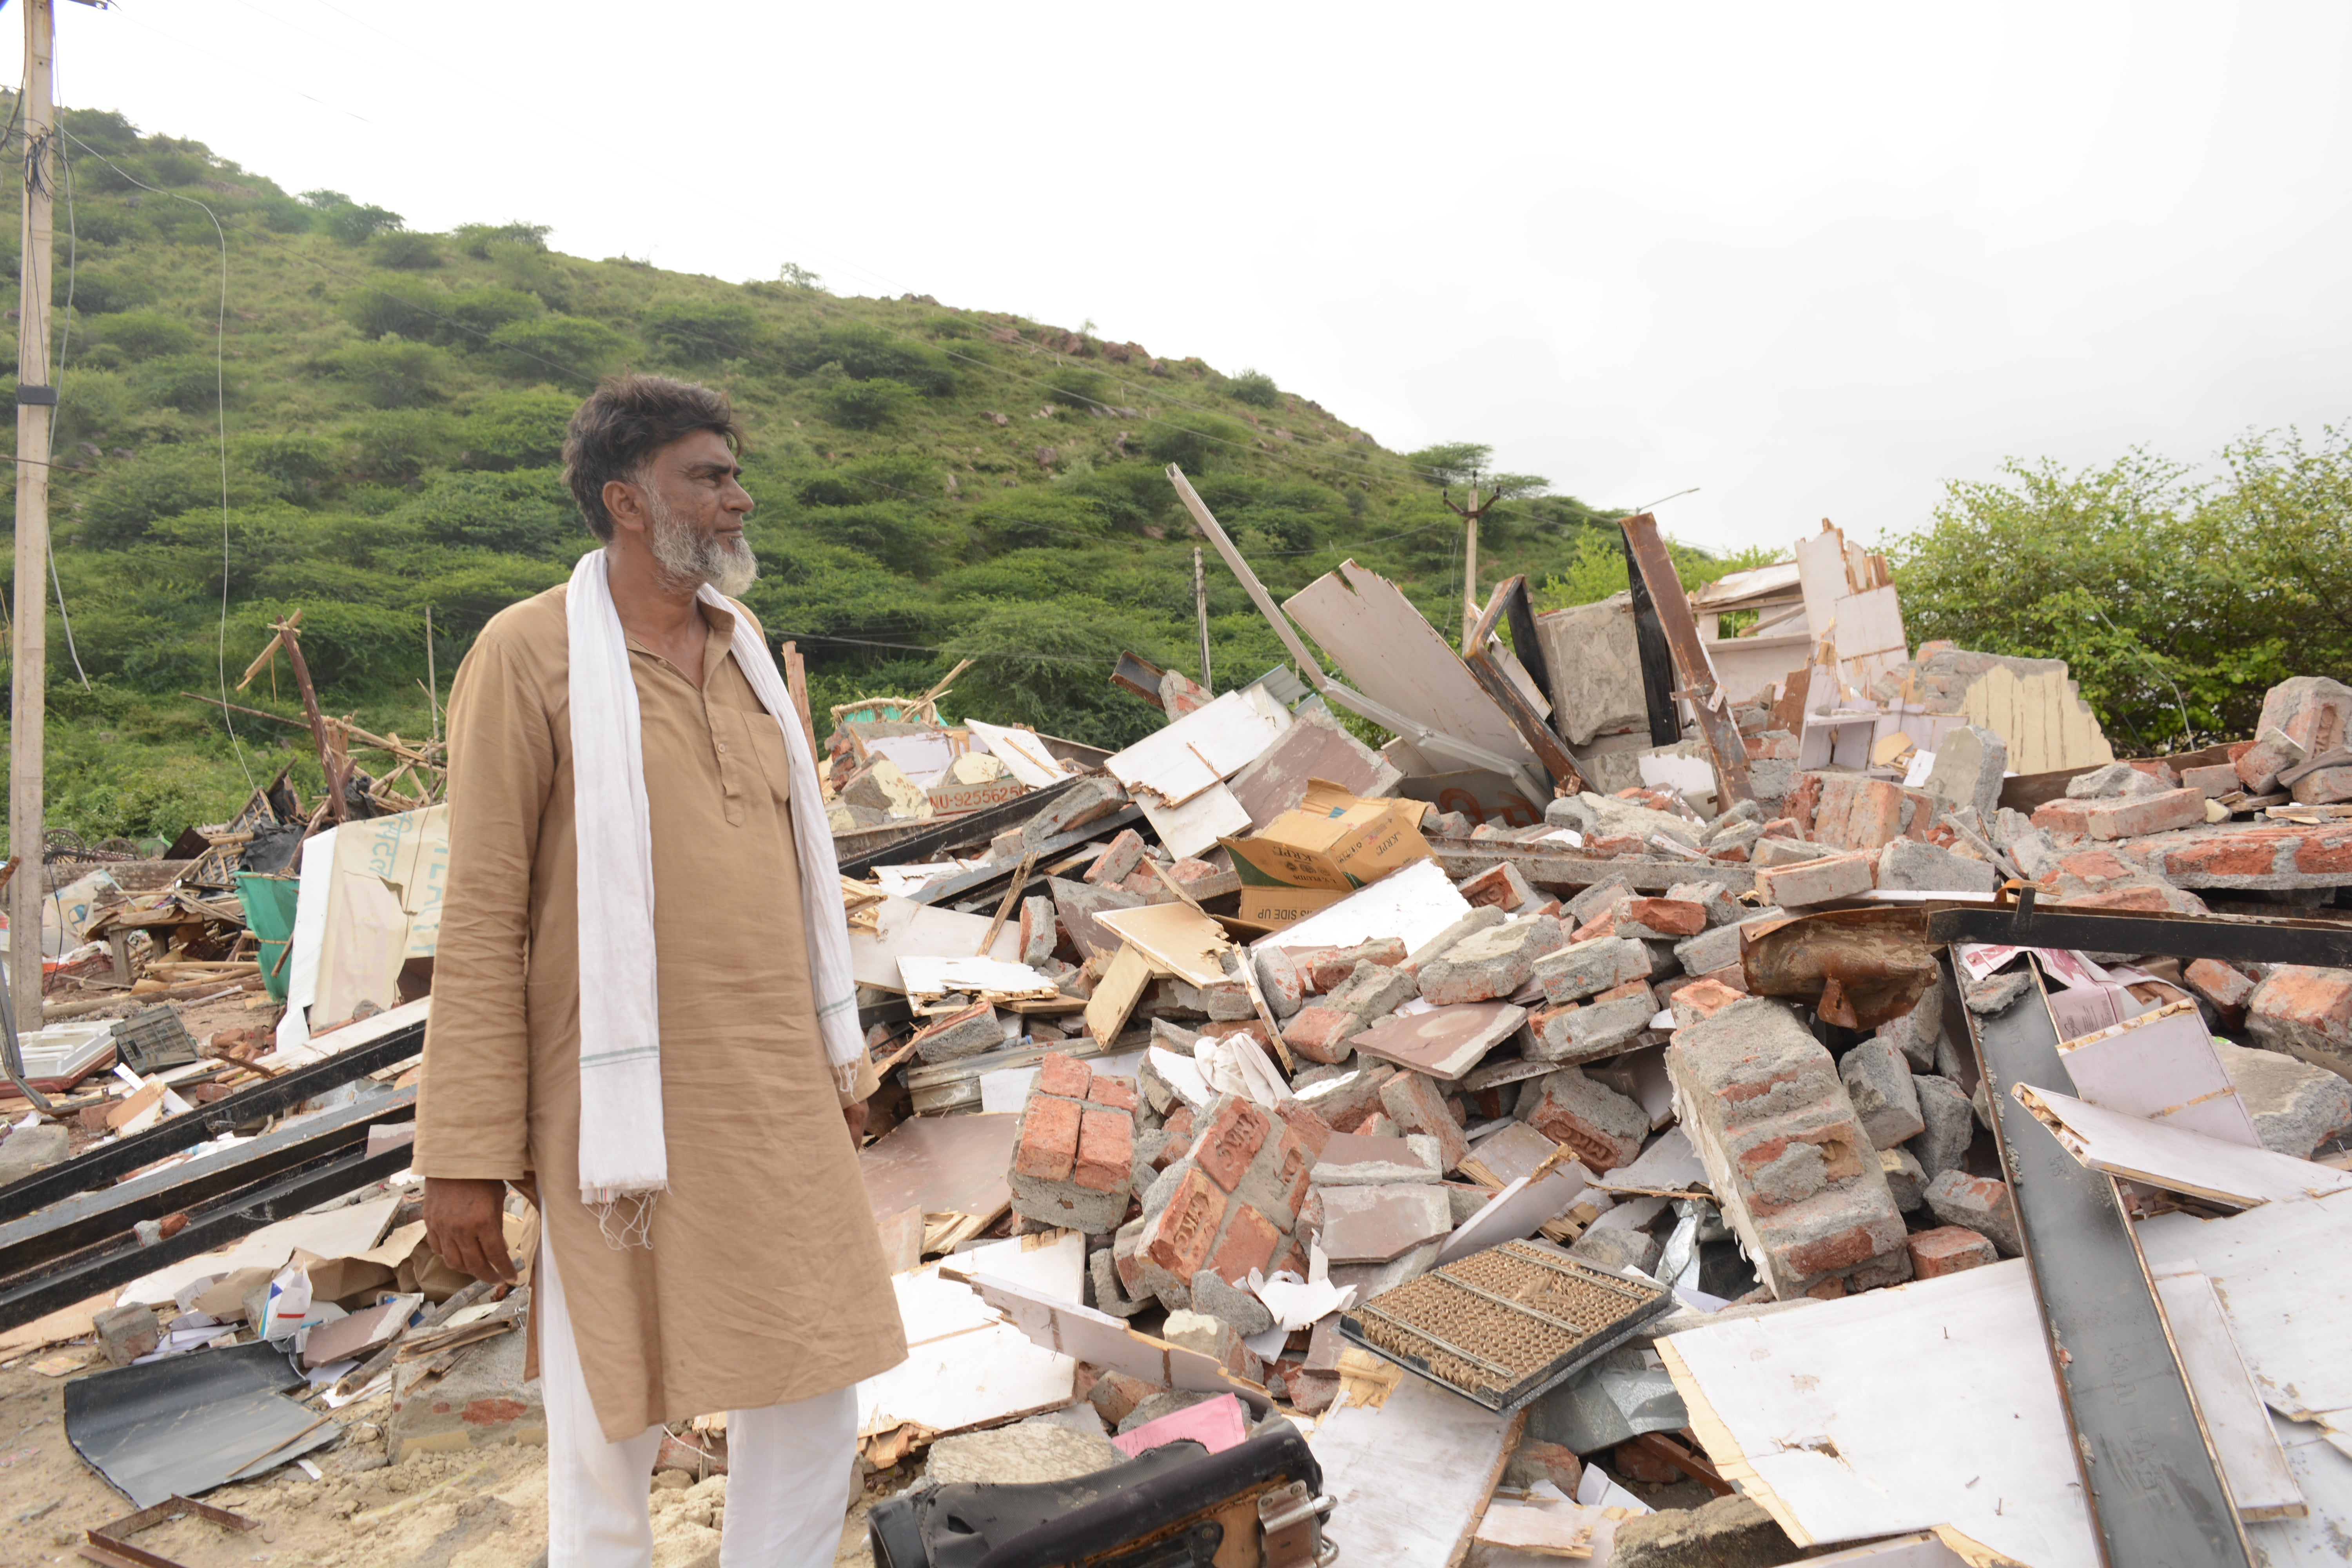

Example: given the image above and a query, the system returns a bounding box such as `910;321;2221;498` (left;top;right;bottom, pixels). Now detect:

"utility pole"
1192;546;1212;693
9;0;57;1033
1444;481;1494;650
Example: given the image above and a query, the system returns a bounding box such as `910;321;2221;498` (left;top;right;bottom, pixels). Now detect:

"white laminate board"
2249;1412;2352;1567
1103;687;1292;808
1310;1370;1520;1567
1661;1259;2100;1567
965;719;1074;787
1252;858;1472;956
1285;560;1537;772
2149;1267;2305;1521
850;895;1022;991
2056;1002;2261;1148
2017;1085;2352;1209
1139;780;1252;860
2137;1187;2352;1423
857;1231;1084;1439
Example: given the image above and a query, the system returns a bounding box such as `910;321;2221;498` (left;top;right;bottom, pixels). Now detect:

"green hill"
0;102;1715;848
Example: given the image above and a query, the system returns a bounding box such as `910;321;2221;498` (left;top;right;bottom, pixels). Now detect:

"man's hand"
423;1176;520;1285
843;1098;870;1145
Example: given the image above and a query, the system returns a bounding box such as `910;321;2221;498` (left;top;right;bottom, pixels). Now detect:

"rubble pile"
3;500;2349;1565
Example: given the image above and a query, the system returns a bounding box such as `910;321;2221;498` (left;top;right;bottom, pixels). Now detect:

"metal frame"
1958;952;2254;1568
0;1020;423;1221
911;805;1145;910
835;775;1084;880
1926;888;2352;969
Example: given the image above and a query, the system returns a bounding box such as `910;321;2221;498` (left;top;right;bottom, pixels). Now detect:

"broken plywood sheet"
2253;1412;2352;1566
850;896;1023;992
1095;902;1233;988
965;1269;1268;1407
1103;686;1292;809
1309;1367;1523;1568
1083;944;1156;1045
1253;858;1472;957
1286;559;1540;777
2014;1084;2352;1209
897;956;1061;1002
1138;780;1251;860
1225;707;1404;832
857;1112;1018;1232
1460;1121;1566;1189
1348;1001;1526;1081
857;1230;1085;1440
2055;1000;2261;1148
965;718;1074;787
1592;1127;1710;1198
1659;1258;2100;1567
1959;661;2113;774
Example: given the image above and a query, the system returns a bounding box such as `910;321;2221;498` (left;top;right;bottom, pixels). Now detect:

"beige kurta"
412;584;906;1441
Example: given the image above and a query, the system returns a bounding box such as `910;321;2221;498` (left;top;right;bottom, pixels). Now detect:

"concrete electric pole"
10;0;58;1032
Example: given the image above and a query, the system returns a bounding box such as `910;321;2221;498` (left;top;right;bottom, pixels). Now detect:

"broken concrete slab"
1310;1132;1441;1187
1533;935;1654;1005
1416;915;1567;1006
1753;851;1876;909
1528;993;1657;1065
1519;1067;1648;1172
1875;838;1999;895
2213;1040;2352;1159
1839;1038;1927;1150
1319;1182;1455;1264
1920;724;2008;824
1907;1074;1975;1179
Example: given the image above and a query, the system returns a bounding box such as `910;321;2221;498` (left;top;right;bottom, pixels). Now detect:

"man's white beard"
645;490;759;597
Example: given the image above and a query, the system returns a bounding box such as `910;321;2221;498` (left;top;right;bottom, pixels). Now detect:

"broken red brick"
1192;1098;1273;1192
1619;897;1707;937
2183;958;2257;1026
1013;1095;1082;1181
1907;1225;1998;1279
1074;1109;1134;1192
1037;1051;1093;1100
1086;1074;1139;1111
1142;1166;1229;1278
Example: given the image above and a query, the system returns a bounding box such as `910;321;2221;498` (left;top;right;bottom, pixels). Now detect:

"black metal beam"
1620;529;1681;748
835;776;1083;880
0;1142;418;1331
0;1021;424;1223
1927;897;2352;970
1959;953;2254;1568
0;1087;414;1280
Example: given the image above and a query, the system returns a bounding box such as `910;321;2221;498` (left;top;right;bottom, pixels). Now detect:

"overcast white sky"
23;2;2351;555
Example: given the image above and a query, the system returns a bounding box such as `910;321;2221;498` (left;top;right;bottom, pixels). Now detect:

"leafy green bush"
62;107;142;155
374;231;444;270
75;448;269;548
239;433;342;505
54;370;141;448
482;314;625;380
643;299;764;364
457;389;577;470
333;337;449;408
817;376;915;430
59;268;158;316
1229;368;1278;407
457;221;552;260
1042;368;1114;412
445;285;544;343
344;276;447;341
385;468;579;557
965;488;1111;553
778;323;953;393
1145;416;1246;474
91;310;196;360
800;502;938;575
343;410;457;484
303;189;403;245
131;353;227;413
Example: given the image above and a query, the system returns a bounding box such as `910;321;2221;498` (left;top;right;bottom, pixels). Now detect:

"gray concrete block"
2216;1040;2352;1158
1924;1169;2022;1257
1532;936;1652;1005
1907;1074;1975;1178
1189;1269;1274;1336
1876;838;1999;895
387;1314;544;1462
1839;1037;1927;1149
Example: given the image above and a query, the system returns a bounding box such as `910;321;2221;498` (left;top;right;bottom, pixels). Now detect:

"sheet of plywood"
966;1270;1266;1405
1474;1495;1612;1556
857;1231;1084;1439
2016;1084;2352;1209
1285;560;1539;776
2148;1267;2306;1521
897;956;1061;1000
1960;663;2113;774
1084;944;1156;1045
1592;1127;1710;1198
1104;687;1292;808
1660;1258;2101;1567
2250;1411;2352;1567
1225;709;1405;831
1138;780;1251;860
2056;1001;2261;1147
1253;858;1472;958
1440;1160;1592;1263
857;1112;1018;1229
1096;903;1233;988
1310;1368;1523;1567
850;895;1022;991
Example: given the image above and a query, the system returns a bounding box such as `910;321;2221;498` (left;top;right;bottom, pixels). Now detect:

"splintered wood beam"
1466;575;1583;795
1619;514;1755;808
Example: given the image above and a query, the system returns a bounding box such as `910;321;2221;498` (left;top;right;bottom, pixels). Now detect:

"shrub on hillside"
817;376;915;430
644;299;764;365
58;268;158;316
1229;369;1278;407
457;390;577;471
131;353;229;414
90;310;196;360
333;337;450;408
239;434;341;505
387;468;579;557
343;410;458;484
483;315;626;381
1145;416;1246;474
777;323;953;394
965;488;1111;553
375;231;444;270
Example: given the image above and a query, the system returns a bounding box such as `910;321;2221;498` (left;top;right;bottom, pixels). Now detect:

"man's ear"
603;477;645;536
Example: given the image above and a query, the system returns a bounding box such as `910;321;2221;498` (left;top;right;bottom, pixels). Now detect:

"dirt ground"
0;1353;908;1568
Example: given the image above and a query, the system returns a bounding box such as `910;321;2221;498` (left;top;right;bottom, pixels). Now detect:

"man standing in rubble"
412;374;905;1568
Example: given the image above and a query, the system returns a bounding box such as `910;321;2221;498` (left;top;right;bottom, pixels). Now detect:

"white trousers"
538;1230;858;1568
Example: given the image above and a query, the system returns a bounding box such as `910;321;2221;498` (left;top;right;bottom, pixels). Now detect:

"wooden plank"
856;1231;1083;1440
1084;944;1155;1045
1095;903;1232;988
1622;515;1753;807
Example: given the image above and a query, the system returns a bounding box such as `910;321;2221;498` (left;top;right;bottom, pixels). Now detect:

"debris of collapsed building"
4;495;2350;1566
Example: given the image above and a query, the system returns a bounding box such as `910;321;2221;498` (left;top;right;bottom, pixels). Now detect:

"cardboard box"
1236;886;1349;928
1219;779;1432;892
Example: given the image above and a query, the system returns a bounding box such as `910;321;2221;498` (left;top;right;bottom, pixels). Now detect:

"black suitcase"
867;1426;1336;1568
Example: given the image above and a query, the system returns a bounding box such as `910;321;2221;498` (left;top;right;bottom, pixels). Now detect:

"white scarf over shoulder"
564;549;863;1245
